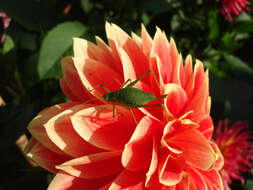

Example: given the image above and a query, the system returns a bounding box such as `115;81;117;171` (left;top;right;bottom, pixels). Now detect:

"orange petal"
145;137;159;188
197;116;214;140
150;28;173;84
163;121;216;170
141;24;152;57
183;55;194;95
158;154;183;186
27;102;79;156
164;83;188;118
193;60;206;95
26;138;69;173
106;22;149;83
61;56;92;101
187;168;208;190
131;32;143;49
149;54;164;97
209;141;224;171
73;37;120;73
109;169;146;190
73;57;123;99
184;69;209;123
197;169;224;190
56;151;122;179
47;171;114;190
44;103;103;157
95;36;123;74
71;105;137;151
175;174;190;190
122;116;162;171
118;48;137;84
60;78;80;101
171;54;185;88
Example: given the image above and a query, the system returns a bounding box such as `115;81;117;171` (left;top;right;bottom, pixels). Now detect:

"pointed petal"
44;103;103;157
118;48;151;90
122;116;162;171
183;55;194;95
184;69;209;123
26;138;69;173
47;171;114;190
73;37;119;73
197;116;214;140
145;137;159;188
163;121;216;170
171;54;185;88
95;36;122;74
27;102;79;156
106;22;149;82
198;170;224;190
60;78;80;101
187;168;208;190
71;105;137;151
149;54;164;97
56;151;122;179
73;57;123;98
141;24;152;57
109;169;146;190
209;141;224;171
150;28;173;84
61;57;91;101
118;47;137;84
175;174;190;190
164;83;188;118
131;32;142;49
158;154;183;186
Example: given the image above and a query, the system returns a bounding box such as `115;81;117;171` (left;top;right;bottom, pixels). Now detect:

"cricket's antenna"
98;84;111;92
150;69;161;92
125;70;152;88
90;84;111;93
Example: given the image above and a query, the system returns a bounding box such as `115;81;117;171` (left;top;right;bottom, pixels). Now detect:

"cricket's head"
103;92;111;102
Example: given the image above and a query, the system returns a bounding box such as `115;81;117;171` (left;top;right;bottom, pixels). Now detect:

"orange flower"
216;0;250;22
26;23;223;190
214;119;253;190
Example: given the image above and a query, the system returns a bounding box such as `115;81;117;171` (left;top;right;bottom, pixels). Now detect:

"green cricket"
98;69;167;118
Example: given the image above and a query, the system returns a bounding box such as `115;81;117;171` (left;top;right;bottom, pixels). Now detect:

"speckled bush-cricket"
98;69;167;118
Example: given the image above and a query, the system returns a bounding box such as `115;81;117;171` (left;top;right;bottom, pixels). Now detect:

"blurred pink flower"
214;119;253;190
25;23;224;190
0;11;11;43
216;0;250;22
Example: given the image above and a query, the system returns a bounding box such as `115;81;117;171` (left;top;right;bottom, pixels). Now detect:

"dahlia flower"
214;119;253;190
216;0;250;22
26;23;224;190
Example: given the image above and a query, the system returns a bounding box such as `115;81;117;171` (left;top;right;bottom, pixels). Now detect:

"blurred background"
0;0;253;189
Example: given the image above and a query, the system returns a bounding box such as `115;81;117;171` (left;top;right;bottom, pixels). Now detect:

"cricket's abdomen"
110;88;156;107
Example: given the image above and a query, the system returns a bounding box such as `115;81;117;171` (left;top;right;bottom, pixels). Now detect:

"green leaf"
208;10;219;40
2;35;15;54
38;22;86;79
0;0;58;31
244;179;253;190
224;54;253;83
81;0;93;13
19;54;39;89
222;33;239;50
234;23;253;34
